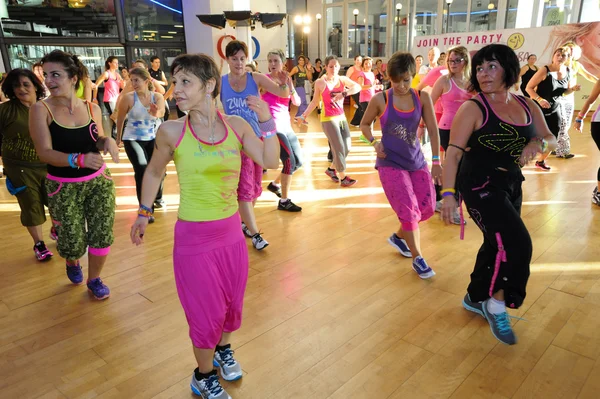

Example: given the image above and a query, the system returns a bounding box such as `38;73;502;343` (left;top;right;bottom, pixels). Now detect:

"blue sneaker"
387;233;412;258
66;261;83;285
86;277;110;300
462;294;484;317
482;299;517;345
412;256;435;279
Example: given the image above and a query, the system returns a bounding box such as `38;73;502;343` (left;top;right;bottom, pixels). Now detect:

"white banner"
412;22;600;111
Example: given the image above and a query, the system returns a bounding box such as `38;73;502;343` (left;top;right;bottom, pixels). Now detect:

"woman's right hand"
574;120;583;132
440;195;458;225
130;216;149;246
538;98;551;109
83;152;105;170
373;141;386;158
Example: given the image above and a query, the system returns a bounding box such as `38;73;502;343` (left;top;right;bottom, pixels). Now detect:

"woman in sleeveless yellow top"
129;54;279;398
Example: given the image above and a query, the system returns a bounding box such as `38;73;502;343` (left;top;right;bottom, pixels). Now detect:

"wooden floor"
1;110;600;399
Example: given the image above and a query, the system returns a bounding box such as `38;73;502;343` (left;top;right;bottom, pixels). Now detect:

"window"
326;6;343;57
368;0;388;57
445;0;468;34
123;0;184;42
469;1;497;32
7;44;125;82
348;2;366;58
415;0;438;37
391;1;409;53
540;0;574;26
132;47;183;81
578;0;600;23
1;0;118;38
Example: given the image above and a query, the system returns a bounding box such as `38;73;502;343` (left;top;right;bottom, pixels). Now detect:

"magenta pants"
173;213;249;349
378;166;435;231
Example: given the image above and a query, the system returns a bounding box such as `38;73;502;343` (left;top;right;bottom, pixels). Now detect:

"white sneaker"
435;200;442;213
452;209;466;225
190;371;231;399
213;345;243;381
252;233;269;250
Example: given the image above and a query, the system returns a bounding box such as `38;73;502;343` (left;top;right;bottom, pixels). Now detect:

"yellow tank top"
76;80;85;100
173;112;243;222
411;74;421;89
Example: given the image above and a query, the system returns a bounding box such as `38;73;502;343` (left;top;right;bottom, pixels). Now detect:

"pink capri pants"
378;166;435;231
173;212;249;349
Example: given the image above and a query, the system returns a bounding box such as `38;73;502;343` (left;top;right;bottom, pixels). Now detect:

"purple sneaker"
87;277;110;300
66;261;84;285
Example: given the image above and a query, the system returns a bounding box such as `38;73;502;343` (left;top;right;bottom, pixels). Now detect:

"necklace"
194;113;216;145
230;74;245;91
58;99;76;114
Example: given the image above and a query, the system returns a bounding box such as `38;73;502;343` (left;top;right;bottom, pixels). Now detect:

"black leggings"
592;122;600;182
123;139;164;205
350;100;368;126
277;131;303;175
104;101;117;139
459;170;532;309
435;129;453;201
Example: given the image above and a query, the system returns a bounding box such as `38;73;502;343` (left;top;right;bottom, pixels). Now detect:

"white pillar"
233;0;253;61
182;0;214;57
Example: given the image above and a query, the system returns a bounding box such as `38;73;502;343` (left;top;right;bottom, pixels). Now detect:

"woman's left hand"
518;141;541;166
572;84;581;92
246;95;273;122
149;102;160;117
431;164;443;185
103;137;120;163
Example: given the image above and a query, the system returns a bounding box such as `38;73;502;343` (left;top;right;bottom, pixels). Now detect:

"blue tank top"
376;89;426;171
123;92;160;141
220;72;261;138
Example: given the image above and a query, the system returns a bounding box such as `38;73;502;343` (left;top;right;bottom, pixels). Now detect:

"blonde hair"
544;23;596;70
447;45;471;81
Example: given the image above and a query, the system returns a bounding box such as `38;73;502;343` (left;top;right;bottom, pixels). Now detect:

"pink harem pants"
378;166;435;231
173;212;249;349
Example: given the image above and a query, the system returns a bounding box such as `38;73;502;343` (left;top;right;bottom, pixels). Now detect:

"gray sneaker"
190;371;231;399
462;294;484;317
213;345;243;381
251;233;269;250
482;299;517;345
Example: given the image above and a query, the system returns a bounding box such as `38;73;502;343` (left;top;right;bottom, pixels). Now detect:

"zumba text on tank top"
220;72;261;137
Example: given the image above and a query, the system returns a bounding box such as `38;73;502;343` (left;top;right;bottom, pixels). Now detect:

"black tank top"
149;68;162;81
42;100;101;178
535;65;570;113
520;66;537;97
460;93;536;175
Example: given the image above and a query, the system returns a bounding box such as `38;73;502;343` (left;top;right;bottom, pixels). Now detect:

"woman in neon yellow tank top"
129;54;279;399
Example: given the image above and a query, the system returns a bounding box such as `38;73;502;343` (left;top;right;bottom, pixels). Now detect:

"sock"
66;260;79;267
487;297;505;314
327;167;335;172
194;367;216;381
271;181;280;187
215;343;230;353
280;198;289;202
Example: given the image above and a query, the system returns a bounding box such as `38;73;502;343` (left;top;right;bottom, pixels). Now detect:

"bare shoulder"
157;119;184;145
223;114;247;131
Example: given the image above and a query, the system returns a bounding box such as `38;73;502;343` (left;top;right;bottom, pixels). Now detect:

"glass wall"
469;1;497;32
540;0;574;26
579;0;600;22
414;1;438;37
132;47;184;80
367;0;388;57
7;44;125;81
325;6;343;57
1;0;118;38
445;0;468;33
348;2;366;58
392;1;409;53
124;0;184;42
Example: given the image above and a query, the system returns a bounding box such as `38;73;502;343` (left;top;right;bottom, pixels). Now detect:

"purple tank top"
376;88;426;171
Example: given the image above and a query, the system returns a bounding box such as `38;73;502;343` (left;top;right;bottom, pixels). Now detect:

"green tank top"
173;112;243;222
76;80;85;100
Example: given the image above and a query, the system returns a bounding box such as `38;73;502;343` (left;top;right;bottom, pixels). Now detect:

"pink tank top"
438;78;472;129
103;71;120;102
359;71;375;103
350;67;362;82
262;73;292;132
320;79;345;121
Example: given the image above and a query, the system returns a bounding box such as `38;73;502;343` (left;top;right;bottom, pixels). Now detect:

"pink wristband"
432;161;441;165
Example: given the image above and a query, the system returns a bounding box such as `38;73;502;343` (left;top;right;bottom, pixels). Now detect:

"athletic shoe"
278;199;302;212
535;160;551;171
412;256;436;279
462;293;484;317
148;216;155;224
387;233;412;258
252;233;269;250
190;371;231;399
66;261;84;285
592;187;600;206
213;344;243;381
325;168;340;183
49;226;58;241
434;200;442;213
452;209;466;225
34;241;53;262
482;299;517;345
267;182;282;198
87;277;110;300
358;134;370;143
340;176;357;187
550;150;556;155
153;199;165;209
556;153;575;159
241;222;253;238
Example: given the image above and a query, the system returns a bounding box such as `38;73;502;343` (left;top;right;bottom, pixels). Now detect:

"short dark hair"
2;68;45;101
315;58;322;64
150;55;160;63
297;55;306;63
387;51;416;80
470;44;519;92
41;50;86;87
527;54;537;60
324;55;339;68
354;54;362;60
170;53;221;99
226;40;248;58
415;55;424;60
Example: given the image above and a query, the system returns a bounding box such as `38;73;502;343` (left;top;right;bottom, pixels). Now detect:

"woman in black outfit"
526;46;580;170
518;54;538;97
441;44;556;345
